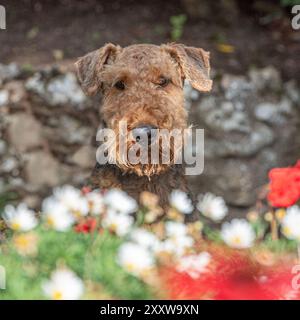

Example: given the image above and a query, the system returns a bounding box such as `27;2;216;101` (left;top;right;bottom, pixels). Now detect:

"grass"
0;226;152;300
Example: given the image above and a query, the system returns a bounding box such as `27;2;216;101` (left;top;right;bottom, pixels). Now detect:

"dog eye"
157;77;170;87
114;80;125;90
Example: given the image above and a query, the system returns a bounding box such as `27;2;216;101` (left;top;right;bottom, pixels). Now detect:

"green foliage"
250;219;268;241
87;231;152;299
203;226;223;244
36;227;93;276
0;227;152;299
0;192;18;212
280;0;300;6
0;253;44;299
170;14;187;41
261;234;298;253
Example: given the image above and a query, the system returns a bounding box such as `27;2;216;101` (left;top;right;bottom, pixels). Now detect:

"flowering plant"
268;161;300;208
0;159;300;300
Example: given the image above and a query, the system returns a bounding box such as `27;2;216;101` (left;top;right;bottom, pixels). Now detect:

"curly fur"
75;43;212;208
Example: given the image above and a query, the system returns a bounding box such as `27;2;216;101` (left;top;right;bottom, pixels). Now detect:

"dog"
75;43;212;209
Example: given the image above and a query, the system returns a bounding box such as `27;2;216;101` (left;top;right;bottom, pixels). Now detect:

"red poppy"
268;161;300;208
74;218;98;234
81;186;92;195
160;249;299;300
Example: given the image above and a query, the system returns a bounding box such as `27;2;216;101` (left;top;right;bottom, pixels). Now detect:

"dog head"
76;43;212;176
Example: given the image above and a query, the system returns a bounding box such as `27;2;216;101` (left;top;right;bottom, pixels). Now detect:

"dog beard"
107;132;184;177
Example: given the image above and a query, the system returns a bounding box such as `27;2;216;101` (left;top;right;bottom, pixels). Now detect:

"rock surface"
70;145;96;169
7;113;44;152
0;63;299;213
0;65;98;204
26;69;88;109
24;151;71;189
0;63;21;85
189;66;300;207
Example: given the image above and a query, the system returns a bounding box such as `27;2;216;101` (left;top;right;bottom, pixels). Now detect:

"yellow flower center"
275;209;286;221
11;222;21;231
125;263;136;273
72;210;82;218
14;235;30;249
283;226;291;236
47;216;54;227
110;223;118;232
52;290;63;300
231;236;242;246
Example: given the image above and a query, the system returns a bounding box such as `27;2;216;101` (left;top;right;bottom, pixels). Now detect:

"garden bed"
1;160;300;299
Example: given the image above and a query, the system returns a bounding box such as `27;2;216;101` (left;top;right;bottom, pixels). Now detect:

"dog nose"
132;125;157;145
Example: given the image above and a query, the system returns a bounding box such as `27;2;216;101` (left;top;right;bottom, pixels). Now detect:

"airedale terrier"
75;43;212;208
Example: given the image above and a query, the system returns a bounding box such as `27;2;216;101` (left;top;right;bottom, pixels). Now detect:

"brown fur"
75;43;212;208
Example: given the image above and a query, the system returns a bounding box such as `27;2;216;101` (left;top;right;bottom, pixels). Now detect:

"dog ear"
163;43;212;92
75;43;120;96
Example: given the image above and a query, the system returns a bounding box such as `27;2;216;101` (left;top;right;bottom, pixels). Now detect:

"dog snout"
132;125;157;145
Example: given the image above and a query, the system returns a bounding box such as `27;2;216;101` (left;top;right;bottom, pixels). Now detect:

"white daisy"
171;235;194;249
281;206;300;241
2;203;38;231
156;221;194;257
102;210;134;236
85;191;105;215
42;268;84;300
156;235;194;257
117;242;155;277
104;189;137;214
129;228;160;251
176;252;211;278
197;193;228;222
165;221;188;238
221;219;255;249
53;185;89;217
42;197;75;232
169;189;193;214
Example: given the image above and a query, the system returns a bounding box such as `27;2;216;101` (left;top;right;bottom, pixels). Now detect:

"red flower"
268;161;300;208
160;249;300;300
74;218;98;234
81;186;92;195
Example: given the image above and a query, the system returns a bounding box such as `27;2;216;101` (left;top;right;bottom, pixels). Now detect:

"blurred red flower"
268;160;300;208
81;186;92;195
74;218;98;234
160;249;299;300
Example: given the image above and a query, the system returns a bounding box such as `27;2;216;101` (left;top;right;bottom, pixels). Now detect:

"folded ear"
75;43;121;96
163;43;212;92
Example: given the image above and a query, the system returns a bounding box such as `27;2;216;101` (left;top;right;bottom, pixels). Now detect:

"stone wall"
0;63;299;212
0;64;98;207
187;67;300;212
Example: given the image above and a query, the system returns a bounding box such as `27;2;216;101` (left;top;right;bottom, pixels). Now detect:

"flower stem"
271;210;278;241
